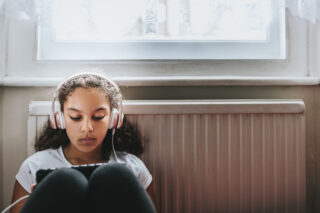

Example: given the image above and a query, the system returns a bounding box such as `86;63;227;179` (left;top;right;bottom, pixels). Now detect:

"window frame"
37;0;286;61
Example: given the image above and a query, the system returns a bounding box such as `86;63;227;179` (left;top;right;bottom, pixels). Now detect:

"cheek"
64;119;81;140
96;121;110;133
99;116;111;128
95;119;110;133
64;118;78;130
65;126;77;143
65;120;77;130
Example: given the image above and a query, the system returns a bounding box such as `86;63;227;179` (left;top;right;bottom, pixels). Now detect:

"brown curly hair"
35;73;143;159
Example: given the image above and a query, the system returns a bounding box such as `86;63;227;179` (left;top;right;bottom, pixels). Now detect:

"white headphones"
50;72;124;131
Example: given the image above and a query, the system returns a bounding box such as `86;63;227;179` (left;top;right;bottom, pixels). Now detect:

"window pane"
52;0;270;42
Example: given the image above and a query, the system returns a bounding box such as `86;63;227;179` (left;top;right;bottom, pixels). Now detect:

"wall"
0;86;318;213
314;89;320;213
0;87;3;210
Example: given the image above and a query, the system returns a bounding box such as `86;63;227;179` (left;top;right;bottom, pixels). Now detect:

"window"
37;0;285;60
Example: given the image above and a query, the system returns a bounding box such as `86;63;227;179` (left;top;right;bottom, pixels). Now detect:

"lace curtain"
0;0;319;25
0;0;53;25
286;0;320;23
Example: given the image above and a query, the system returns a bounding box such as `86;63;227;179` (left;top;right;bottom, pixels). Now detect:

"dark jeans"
20;164;156;213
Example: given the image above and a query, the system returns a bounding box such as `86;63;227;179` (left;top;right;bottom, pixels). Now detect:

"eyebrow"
66;107;108;112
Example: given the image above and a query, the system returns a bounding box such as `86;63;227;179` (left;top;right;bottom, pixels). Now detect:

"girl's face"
63;87;111;154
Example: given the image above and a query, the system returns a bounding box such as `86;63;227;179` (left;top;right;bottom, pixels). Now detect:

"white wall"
0;87;3;210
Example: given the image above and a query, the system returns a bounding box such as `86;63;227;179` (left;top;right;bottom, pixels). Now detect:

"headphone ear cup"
109;110;115;129
109;109;119;129
117;113;124;129
55;111;66;129
50;112;57;129
59;112;66;129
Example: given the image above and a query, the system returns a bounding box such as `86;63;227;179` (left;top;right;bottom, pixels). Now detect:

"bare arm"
146;180;157;212
9;181;30;213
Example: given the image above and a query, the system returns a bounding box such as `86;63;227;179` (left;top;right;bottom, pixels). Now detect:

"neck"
63;144;106;165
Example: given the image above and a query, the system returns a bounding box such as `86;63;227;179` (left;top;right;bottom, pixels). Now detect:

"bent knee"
37;168;88;194
89;164;137;186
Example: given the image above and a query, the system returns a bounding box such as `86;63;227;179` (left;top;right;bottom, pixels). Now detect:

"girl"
8;72;156;213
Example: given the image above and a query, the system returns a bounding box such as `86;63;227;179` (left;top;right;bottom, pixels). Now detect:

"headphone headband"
54;72;121;99
51;72;123;130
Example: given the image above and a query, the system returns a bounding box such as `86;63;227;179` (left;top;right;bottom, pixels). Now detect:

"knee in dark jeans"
21;168;88;213
89;163;137;187
37;168;88;196
88;164;155;213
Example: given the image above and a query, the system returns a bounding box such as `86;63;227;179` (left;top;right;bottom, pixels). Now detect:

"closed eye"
69;116;105;121
70;116;81;121
92;116;105;121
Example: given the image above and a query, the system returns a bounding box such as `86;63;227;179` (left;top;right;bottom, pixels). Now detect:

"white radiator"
28;100;306;213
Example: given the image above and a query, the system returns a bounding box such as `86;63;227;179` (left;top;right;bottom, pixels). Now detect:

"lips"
79;137;96;144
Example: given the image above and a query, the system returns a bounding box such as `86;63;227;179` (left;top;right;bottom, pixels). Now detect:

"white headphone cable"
111;128;119;162
1;195;29;213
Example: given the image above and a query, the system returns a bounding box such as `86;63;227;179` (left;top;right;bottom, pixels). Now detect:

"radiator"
28;100;306;213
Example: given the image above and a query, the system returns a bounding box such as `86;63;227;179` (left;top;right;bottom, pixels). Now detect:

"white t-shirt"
16;146;152;193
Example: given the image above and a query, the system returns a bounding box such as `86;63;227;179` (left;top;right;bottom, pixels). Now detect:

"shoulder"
117;152;144;164
16;147;68;193
17;147;63;177
15;149;53;193
24;148;63;167
21;149;52;168
116;152;152;189
116;152;147;172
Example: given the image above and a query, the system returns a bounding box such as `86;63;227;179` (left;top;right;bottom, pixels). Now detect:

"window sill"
0;76;319;87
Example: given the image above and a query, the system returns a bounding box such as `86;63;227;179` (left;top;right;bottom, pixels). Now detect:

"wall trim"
29;99;305;115
0;76;319;87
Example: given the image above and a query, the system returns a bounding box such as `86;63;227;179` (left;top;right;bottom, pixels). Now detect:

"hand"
31;184;36;192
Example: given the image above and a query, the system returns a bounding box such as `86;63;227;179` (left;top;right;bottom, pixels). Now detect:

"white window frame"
37;0;286;61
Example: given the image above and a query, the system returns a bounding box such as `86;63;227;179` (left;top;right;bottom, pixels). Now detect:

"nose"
80;117;94;133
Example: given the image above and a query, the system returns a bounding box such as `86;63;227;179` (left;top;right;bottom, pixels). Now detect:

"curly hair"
34;73;143;159
57;74;121;112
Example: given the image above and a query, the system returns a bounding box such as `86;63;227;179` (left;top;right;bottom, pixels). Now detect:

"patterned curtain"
286;0;320;23
0;0;319;36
